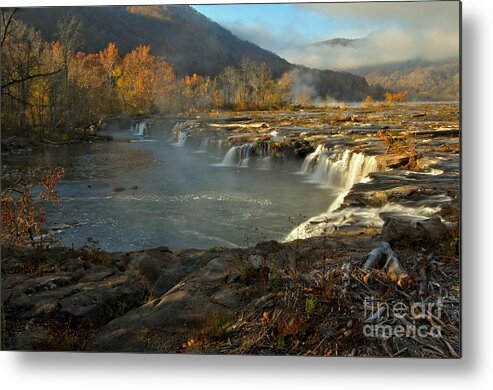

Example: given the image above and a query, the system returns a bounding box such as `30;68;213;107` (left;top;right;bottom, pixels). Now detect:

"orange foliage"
99;42;119;82
117;45;176;114
384;91;408;105
1;168;65;247
363;95;373;108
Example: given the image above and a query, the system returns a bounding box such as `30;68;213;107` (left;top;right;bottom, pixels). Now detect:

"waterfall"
301;145;378;191
133;121;147;136
287;144;381;240
196;137;210;153
285;201;444;242
215;144;254;167
170;121;182;135
300;145;322;173
255;141;271;170
170;121;194;147
174;130;191;147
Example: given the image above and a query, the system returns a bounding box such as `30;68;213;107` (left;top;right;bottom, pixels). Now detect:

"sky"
193;1;460;70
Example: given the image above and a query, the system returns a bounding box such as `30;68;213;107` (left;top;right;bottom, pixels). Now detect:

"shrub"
1;168;65;247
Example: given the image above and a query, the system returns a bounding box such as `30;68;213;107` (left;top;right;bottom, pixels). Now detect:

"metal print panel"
0;1;461;357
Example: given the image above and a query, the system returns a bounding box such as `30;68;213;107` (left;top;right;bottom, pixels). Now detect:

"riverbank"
1;127;113;158
1;211;459;356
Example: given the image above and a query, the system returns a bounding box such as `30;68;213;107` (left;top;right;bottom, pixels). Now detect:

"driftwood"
42;138;70;145
341;262;352;292
363;241;411;289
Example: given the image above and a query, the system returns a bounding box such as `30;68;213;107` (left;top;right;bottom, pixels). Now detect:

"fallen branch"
363;241;411;289
42;138;70;145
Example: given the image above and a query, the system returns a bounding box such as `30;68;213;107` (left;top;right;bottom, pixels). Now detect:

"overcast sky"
193;1;460;70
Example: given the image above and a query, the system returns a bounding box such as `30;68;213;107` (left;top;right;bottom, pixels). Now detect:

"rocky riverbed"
167;103;459;239
1;103;460;356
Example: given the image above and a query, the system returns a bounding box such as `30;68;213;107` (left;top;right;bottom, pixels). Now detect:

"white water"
196;137;210;153
287;144;382;239
255;141;271;170
174;130;191;147
170;121;193;147
287;144;453;240
301;145;378;191
133;121;147;136
285;202;444;241
214;144;254;167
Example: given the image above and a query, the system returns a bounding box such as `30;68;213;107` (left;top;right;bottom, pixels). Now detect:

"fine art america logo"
363;296;444;339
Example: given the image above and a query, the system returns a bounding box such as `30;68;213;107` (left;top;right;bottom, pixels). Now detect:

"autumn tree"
214;59;284;110
384;91;408;105
116;45;175;114
98;42;121;113
181;73;214;113
216;66;240;108
363;95;374;108
277;72;294;108
1;11;62;135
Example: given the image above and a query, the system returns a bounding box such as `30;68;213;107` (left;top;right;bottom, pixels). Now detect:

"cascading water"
301;145;378;191
287;144;381;239
215;144;254;167
133;121;147;136
170;121;195;147
255;141;271;170
170;121;183;135
174;130;191;147
197;137;210;153
285;201;446;241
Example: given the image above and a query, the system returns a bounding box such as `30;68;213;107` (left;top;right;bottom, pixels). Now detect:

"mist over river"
5;122;335;251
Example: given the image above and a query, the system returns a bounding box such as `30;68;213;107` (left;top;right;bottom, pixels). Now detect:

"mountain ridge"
12;5;377;102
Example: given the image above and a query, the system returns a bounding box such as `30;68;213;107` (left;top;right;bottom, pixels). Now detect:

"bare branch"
1;67;63;90
1;8;18;46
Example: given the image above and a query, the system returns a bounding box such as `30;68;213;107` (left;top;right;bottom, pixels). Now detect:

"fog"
223;1;460;70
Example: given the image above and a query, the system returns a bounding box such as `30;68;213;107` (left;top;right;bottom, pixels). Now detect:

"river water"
5;123;335;251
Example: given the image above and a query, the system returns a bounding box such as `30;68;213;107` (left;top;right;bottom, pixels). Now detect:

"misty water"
6;123;335;252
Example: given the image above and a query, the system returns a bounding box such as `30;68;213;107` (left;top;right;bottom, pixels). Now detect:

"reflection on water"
4;126;333;251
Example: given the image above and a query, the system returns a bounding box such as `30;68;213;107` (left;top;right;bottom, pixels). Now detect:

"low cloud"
221;20;306;54
223;1;460;70
281;26;459;70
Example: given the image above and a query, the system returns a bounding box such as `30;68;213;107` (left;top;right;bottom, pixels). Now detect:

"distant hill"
310;37;363;48
351;59;460;101
304;35;459;101
13;5;376;101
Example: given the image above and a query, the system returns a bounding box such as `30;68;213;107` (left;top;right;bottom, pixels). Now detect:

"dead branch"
363;241;411;288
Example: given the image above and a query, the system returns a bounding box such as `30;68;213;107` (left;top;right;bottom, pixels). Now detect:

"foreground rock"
1;214;459;357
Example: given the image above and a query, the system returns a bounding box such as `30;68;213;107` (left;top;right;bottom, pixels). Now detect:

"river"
5;121;337;251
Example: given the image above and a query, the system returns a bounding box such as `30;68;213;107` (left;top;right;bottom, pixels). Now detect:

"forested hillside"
11;5;375;102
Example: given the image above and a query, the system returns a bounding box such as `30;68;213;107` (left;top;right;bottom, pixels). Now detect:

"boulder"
381;215;450;246
376;154;410;169
88;279;229;352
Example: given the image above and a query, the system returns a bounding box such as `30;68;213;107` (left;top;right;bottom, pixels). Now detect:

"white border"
2;0;492;389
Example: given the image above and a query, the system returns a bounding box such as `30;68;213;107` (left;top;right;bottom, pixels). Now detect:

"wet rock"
344;185;421;208
293;143;315;158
